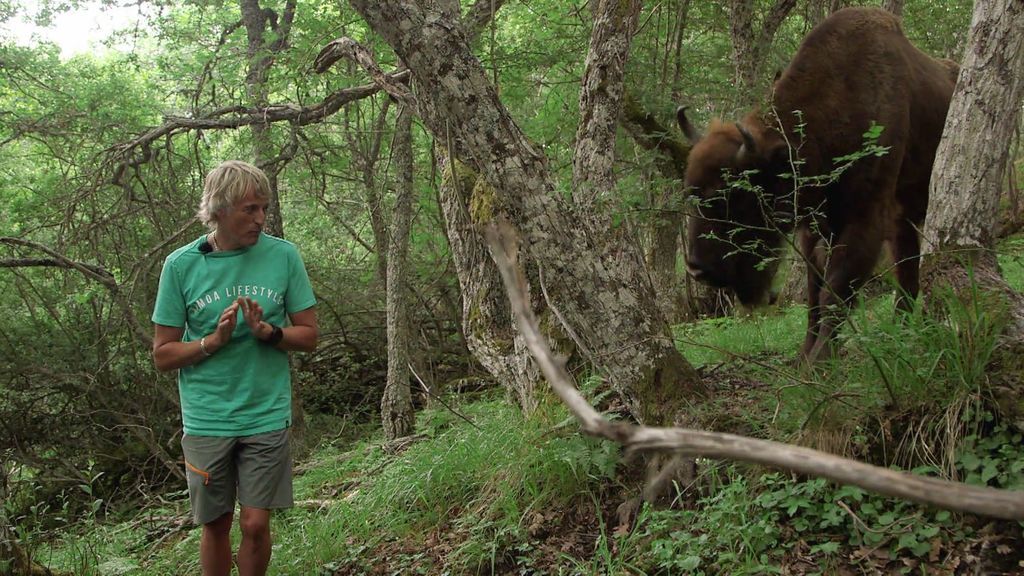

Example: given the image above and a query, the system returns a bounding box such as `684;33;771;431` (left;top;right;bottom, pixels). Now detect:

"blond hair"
197;161;271;229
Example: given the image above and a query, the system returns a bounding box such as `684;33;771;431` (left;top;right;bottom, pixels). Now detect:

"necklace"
209;232;219;252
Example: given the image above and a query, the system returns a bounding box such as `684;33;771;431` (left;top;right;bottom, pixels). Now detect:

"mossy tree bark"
921;0;1024;424
346;0;705;425
438;155;542;414
422;0;542;414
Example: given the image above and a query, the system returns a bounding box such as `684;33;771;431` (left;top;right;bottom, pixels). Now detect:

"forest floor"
32;235;1024;575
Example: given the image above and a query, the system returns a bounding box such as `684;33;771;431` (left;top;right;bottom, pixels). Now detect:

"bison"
678;7;957;363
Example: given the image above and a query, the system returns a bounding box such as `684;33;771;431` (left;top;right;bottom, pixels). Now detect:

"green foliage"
902;0;974;59
625;468;979;575
111;397;621;575
4;0;1020;574
957;418;1024;490
836;285;1003;405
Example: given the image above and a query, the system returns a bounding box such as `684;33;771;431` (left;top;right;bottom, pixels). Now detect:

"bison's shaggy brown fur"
680;7;958;363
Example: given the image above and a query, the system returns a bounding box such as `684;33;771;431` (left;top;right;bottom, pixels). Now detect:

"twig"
408;362;480;430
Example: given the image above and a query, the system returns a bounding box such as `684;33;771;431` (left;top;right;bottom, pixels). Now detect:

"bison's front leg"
799;228;825;360
892;218;923;314
805;227;884;364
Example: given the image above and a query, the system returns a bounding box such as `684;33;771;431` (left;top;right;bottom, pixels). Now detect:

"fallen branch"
295;499;340;511
484;219;1024;520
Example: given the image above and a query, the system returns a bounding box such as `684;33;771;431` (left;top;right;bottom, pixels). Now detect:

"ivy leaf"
959;452;981;472
678;556;701;570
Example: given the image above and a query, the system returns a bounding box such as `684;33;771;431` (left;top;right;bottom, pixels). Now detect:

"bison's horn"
735;122;757;160
677;106;702;144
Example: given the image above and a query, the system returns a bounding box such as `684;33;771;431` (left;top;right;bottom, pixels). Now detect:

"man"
152;160;318;576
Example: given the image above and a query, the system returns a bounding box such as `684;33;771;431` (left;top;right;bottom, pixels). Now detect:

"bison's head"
677;107;792;306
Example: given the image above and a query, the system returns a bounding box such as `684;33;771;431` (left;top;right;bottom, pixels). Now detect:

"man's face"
216;188;269;249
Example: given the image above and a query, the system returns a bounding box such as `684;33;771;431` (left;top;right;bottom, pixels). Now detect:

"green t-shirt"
152;233;316;436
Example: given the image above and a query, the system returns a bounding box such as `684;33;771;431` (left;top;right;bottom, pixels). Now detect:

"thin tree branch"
408;362;480;430
0;237;115;286
0;258;112;277
0;236;153;348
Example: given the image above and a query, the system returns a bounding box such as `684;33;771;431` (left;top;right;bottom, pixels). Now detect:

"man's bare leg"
201;511;233;576
237;506;272;576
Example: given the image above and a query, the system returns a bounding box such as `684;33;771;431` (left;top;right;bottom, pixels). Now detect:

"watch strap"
262;324;284;346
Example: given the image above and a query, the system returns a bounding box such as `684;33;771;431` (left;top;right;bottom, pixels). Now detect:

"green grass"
673;304;805;368
998;234;1024;291
41;396;622;575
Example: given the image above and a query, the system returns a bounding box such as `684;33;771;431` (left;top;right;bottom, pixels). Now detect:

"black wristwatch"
261;324;284;346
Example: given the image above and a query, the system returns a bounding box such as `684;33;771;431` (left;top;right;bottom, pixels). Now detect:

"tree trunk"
345;0;704;425
729;0;797;101
572;0;642;212
923;0;1024;257
619;92;728;322
381;106;415;440
343;99;392;285
921;0;1024;422
240;0;295;239
438;154;542;414
426;0;541;413
618;95;733;320
803;0;849;29
881;0;905;18
239;0;306;439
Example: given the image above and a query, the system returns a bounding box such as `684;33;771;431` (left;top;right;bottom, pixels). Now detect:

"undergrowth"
28;237;1024;574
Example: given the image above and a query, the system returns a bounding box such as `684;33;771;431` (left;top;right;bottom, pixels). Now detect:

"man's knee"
238;508;271;540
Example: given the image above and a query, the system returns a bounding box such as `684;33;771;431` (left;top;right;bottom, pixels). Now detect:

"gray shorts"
181;428;293;525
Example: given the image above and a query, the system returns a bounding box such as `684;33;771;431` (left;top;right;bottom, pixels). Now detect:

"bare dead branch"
108;75;409;165
484;220;1024;520
313;38;416;107
0;237;115;287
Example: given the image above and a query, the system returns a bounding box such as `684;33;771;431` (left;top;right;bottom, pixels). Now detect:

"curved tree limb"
484;220;1024;521
0;237;115;286
108;73;410;167
463;0;508;40
0;236;153;347
313;39;415;106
